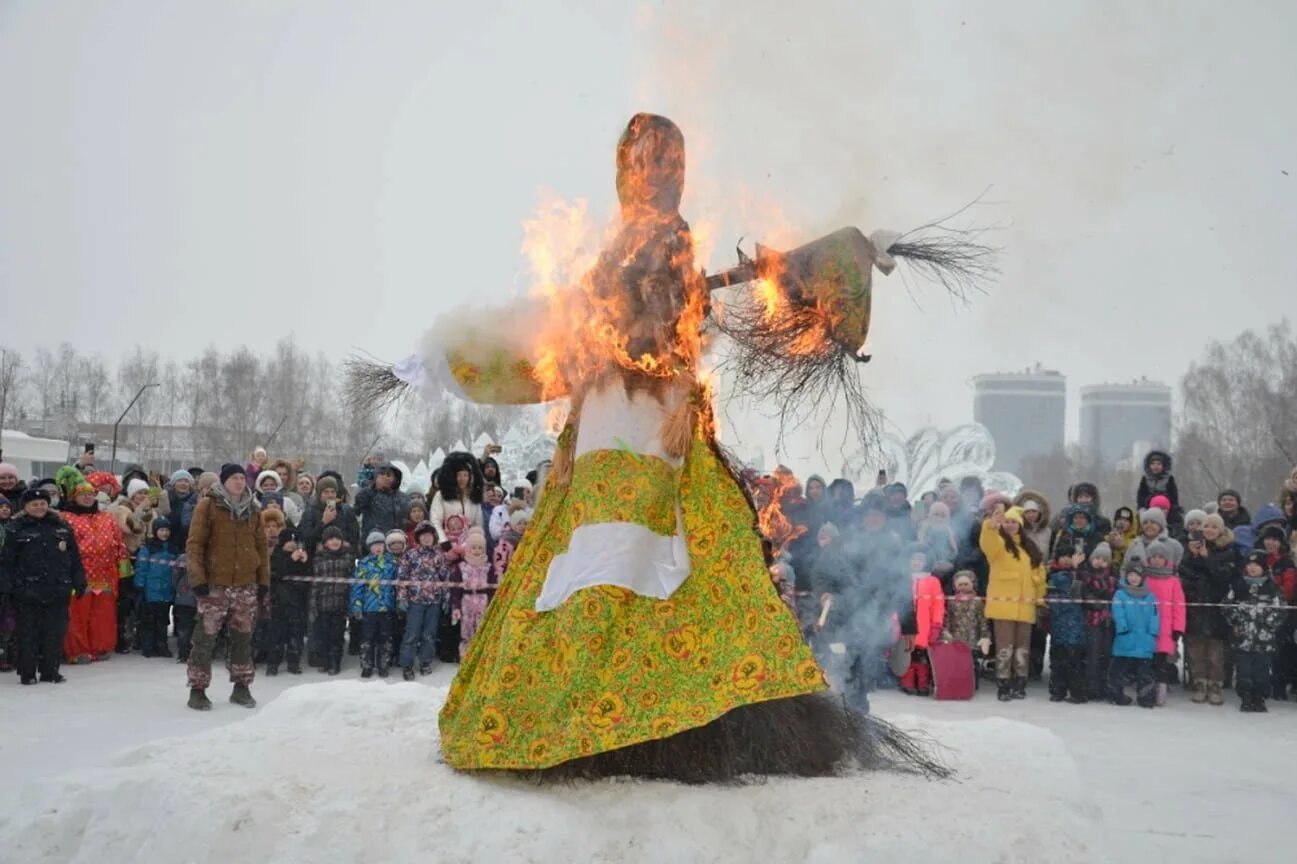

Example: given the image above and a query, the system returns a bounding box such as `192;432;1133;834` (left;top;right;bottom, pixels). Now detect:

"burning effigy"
348;113;990;782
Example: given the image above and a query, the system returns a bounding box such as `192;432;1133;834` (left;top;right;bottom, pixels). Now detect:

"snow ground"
0;656;1293;863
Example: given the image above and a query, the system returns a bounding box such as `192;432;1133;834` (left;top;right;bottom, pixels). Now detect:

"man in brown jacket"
184;463;270;711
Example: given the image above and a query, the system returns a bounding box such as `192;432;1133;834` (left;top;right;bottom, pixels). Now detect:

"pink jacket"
912;574;946;649
1145;574;1186;654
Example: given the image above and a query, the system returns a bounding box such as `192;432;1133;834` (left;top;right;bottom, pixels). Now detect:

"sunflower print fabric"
438;434;828;771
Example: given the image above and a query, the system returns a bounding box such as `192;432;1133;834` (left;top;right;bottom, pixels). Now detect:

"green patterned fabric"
439;436;827;770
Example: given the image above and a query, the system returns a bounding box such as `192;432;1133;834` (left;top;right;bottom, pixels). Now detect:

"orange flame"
753;467;808;555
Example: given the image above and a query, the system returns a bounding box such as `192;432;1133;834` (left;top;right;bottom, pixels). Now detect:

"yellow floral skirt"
438;437;827;770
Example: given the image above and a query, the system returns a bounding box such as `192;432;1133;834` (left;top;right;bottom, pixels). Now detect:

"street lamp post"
110;383;159;475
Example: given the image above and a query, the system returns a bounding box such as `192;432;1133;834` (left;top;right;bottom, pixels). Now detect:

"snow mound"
1;683;1104;863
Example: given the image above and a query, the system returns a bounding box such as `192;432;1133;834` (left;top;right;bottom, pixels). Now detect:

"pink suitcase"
929;641;975;701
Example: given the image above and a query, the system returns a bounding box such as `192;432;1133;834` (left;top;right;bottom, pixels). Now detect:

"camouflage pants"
187;585;258;690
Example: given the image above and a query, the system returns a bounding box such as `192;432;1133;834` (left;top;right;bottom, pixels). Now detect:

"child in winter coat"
266;528;312;676
134;517;178;658
351;530;401;678
943;569;990;654
1139;538;1187;706
397;521;452;679
1137;450;1181;527
1224;551;1287;712
1108;565;1160;708
916;502;959;569
451;527;495;660
172;548;196;663
1046;547;1088;703
492;509;531;582
1256;524;1297;700
312;526;355;675
899;546;945;695
1079;542;1119;700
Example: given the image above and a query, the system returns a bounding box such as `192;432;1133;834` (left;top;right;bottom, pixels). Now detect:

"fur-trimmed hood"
1013;490;1052;530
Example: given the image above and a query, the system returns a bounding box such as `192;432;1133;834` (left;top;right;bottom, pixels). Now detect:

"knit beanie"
953;570;976;591
0;493;10;509
1145;538;1172;562
322;525;346;544
928;501;950;519
1149;494;1172;513
1003;506;1026;526
1020;498;1042;514
385;529;408;548
366;530;386;548
1139;507;1167;532
170;469;193;486
197;471;220;492
1203;513;1226;533
1090;542;1113;564
126;478;150;499
1245;549;1268;572
0;461;18;479
219;463;245;484
1184;509;1207;527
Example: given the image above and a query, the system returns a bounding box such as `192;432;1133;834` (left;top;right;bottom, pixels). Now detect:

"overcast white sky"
2;1;1294;469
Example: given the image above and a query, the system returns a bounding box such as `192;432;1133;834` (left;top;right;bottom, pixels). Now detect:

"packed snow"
1;657;1293;863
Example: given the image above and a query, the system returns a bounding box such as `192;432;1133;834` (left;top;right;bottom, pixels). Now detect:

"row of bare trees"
0;339;542;474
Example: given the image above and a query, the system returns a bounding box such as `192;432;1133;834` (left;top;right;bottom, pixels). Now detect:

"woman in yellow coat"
980;501;1045;702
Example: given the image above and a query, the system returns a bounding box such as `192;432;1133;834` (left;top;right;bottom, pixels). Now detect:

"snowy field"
1;657;1293;863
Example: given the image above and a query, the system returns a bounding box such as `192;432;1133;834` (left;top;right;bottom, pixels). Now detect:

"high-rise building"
1080;380;1172;469
972;366;1066;478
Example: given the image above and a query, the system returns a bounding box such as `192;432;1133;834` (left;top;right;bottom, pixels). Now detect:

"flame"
753;467;808;556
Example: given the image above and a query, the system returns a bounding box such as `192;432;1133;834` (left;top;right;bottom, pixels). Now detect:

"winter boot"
1049;691;1066;703
1207;682;1224;706
188;687;213;711
230;684;257;709
1155;682;1168;707
359;641;374;678
39;673;66;683
1191;680;1208;704
265;664;279;677
1010;677;1027;700
1066;692;1088;705
157;645;173;658
996;680;1012;702
419;662;433;676
403;666;416;682
1110;693;1133;706
287;655;302;675
377;645;392;678
1272;682;1288;701
1240;696;1257;713
20;676;37;686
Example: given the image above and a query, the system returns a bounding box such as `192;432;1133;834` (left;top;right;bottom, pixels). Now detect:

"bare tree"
1176;320;1297;509
0;346;24;459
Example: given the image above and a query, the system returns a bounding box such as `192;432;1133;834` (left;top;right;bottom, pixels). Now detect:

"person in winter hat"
350;530;398;678
1216;489;1251;531
134;517;179;658
163;469;199;554
312;526;355;675
916;500;960;570
492;508;531;584
1125;507;1184;571
428;454;482;546
0;489;87;684
1139;538;1186;706
898;545;944;696
0;462;26;501
355;461;409;546
451;526;496;661
184;462;269;712
1079;542;1119;700
1179;513;1236;705
112;475;155;655
943;569;991;662
1137;450;1181;528
0;493;12;670
1224;551;1286;712
1046;538;1089;703
255;470;302;526
1103;506;1139;570
980;501;1046;701
1255;521;1297;700
1052;482;1112;540
298;475;360;552
55;471;130;663
1107;564;1160;707
266;528;311;676
397;520;452;679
